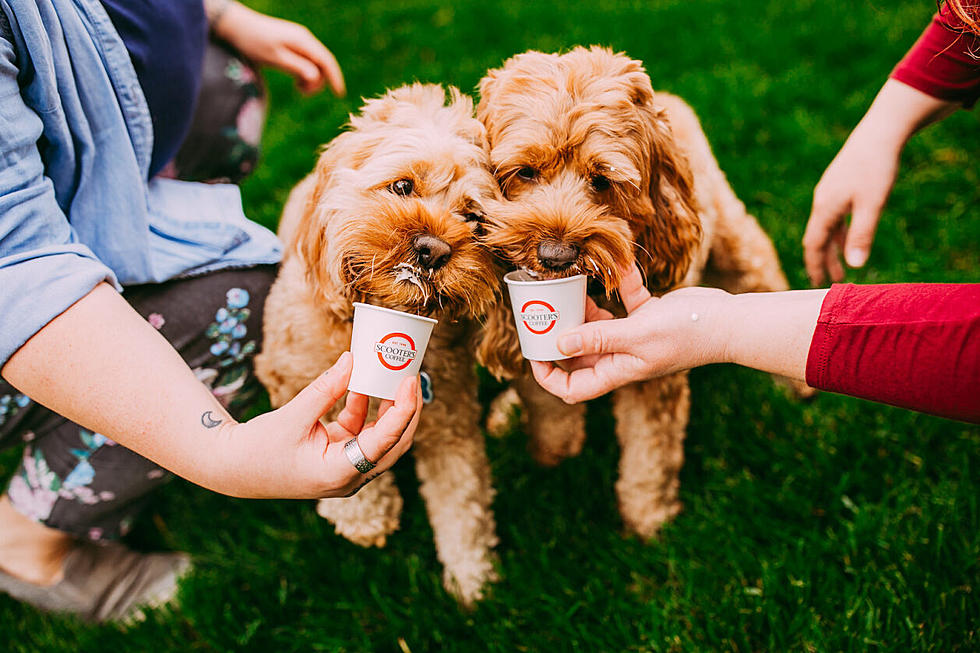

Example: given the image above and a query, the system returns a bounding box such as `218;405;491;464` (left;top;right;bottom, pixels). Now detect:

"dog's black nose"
412;234;452;270
537;239;579;270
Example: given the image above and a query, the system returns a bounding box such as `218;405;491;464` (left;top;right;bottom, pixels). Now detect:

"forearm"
716;289;829;381
848;79;959;154
203;0;241;40
205;0;262;47
1;283;240;494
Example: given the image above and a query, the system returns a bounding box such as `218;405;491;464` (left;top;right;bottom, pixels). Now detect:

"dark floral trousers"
0;267;277;540
0;39;276;541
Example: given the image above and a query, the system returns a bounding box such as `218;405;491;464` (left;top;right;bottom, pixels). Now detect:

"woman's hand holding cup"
529;265;731;403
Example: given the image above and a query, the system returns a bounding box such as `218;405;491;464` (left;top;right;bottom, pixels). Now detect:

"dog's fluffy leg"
316;472;403;547
484;387;525;439
512;375;587;467
611;372;689;539
412;358;498;607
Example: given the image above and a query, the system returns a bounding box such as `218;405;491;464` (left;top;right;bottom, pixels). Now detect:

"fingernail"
558;333;582;356
845;248;868;267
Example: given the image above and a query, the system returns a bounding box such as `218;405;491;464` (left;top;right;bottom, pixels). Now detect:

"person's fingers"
617;264;652;314
329;391;368;440
288;34;346;96
561;352;604;372
825;240;846;284
804;190;849;287
530;359;623;404
556;316;636;358
843;202;881;269
821;222;844;283
350;375;420;464
363;384;422;471
282;352;352;426
376;398;394;421
273;47;324;92
584;297;614;322
802;221;830;287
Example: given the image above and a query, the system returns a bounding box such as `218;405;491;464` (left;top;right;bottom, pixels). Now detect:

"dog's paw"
315;476;403;547
527;418;586;467
621;499;683;541
484;387;525;438
443;556;499;608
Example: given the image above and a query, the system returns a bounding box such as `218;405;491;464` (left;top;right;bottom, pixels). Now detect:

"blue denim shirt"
0;0;282;369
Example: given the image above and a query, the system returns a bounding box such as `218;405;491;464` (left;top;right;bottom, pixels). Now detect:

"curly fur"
475;47;807;538
255;84;501;605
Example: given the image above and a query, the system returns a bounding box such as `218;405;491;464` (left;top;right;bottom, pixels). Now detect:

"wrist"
708;291;742;366
851;79;957;153
711;289;828;380
180;415;251;498
206;0;244;41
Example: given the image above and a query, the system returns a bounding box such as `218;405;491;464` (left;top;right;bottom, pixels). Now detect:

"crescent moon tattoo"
201;411;223;429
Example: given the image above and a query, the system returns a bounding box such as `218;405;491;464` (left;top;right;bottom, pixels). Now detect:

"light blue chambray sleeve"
0;25;116;371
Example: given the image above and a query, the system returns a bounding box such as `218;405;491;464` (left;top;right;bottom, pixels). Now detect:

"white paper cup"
348;303;437;400
504;271;587;361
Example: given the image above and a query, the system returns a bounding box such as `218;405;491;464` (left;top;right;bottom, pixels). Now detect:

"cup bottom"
520;353;571;362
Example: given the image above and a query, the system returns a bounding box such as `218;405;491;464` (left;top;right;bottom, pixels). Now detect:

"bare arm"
204;0;345;96
803;79;959;285
529;266;828;404
1;283;420;498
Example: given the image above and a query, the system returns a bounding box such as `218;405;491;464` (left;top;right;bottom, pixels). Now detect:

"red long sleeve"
890;8;980;107
805;284;980;423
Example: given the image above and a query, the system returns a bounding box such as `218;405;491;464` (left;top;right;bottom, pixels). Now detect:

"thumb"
280;352;352;426
844;203;882;268
557;320;633;357
617;263;652;314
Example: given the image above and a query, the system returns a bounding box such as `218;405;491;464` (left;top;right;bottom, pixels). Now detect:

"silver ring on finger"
344;438;376;474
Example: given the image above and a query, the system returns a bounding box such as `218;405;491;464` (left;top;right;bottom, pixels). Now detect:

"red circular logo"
375;332;417;371
520;300;560;335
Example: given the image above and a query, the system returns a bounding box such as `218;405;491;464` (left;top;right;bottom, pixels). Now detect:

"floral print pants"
0;266;278;540
0;36;275;541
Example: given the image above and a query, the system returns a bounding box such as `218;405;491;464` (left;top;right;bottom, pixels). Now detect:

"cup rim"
503;271;587;287
352;302;438;324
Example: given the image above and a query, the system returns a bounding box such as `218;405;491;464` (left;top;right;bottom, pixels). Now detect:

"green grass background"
2;0;978;650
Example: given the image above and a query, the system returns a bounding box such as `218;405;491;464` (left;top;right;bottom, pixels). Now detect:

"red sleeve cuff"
804;283;849;391
805;283;980;423
890;10;980;107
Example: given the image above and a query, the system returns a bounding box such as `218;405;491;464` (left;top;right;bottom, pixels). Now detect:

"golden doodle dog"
255;84;501;605
475;46;809;539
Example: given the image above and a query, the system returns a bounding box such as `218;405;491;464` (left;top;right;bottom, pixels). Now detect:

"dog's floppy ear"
475;281;526;382
290;132;357;310
603;51;701;292
635;96;702;292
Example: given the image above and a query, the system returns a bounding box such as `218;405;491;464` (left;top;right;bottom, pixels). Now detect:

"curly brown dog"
254;84;501;605
475;46;810;539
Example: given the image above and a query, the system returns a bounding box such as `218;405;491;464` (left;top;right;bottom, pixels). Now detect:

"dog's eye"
516;167;538;181
389;179;414;196
464;213;486;236
591;174;611;192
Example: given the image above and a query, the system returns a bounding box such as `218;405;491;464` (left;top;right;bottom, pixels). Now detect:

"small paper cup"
504;271;587;361
348;303;437;400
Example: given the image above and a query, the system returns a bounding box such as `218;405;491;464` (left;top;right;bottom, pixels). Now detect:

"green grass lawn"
2;0;978;650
